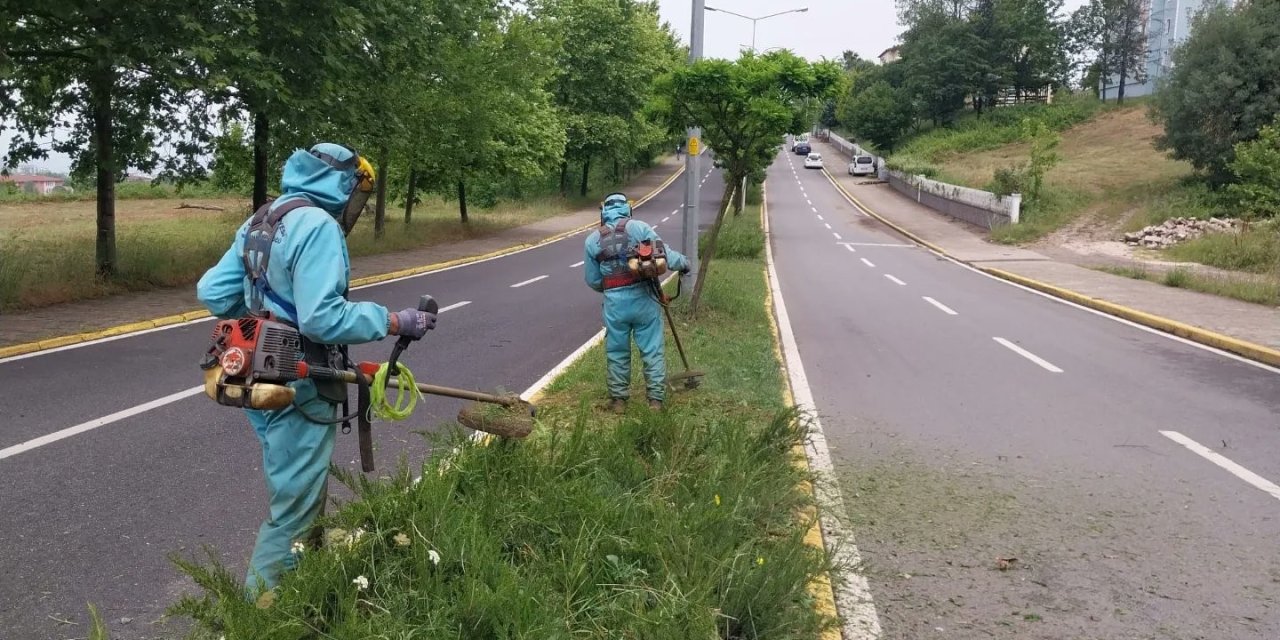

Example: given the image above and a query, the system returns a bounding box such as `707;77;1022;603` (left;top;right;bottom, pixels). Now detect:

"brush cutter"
648;276;705;391
201;295;536;472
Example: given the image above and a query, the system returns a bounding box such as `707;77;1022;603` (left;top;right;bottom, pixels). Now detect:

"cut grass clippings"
169;205;838;639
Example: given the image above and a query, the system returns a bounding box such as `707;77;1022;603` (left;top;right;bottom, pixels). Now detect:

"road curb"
760;181;844;640
0;165;686;362
820;168;1280;370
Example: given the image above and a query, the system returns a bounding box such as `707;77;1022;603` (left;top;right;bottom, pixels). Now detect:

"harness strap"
242;197;315;321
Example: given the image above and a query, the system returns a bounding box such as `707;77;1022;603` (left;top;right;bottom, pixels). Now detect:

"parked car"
794;142;811;155
803;153;824;169
848;154;876;176
790;134;809;152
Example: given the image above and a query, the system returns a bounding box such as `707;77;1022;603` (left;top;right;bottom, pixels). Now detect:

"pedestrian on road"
584;193;689;412
195;143;437;598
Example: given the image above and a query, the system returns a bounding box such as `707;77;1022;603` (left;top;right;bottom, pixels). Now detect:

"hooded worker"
584;193;689;412
196;143;437;597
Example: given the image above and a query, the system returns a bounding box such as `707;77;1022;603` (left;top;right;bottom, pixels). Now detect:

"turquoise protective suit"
584;197;688;402
195;143;391;596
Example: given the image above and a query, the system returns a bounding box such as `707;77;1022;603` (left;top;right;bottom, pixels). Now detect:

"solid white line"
0;387;205;461
824;223;832;229
438;300;472;313
571;261;585;268
510;275;549;288
993;337;1063;373
1160;431;1280;501
833;232;843;241
861;258;876;268
764;189;883;639
519;329;606;403
844;245;857;253
884;274;906;286
923;296;958;315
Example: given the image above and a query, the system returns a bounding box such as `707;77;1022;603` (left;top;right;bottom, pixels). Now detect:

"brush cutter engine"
200;315;306;410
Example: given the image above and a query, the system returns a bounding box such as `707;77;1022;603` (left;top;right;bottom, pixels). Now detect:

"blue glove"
393;308;437;340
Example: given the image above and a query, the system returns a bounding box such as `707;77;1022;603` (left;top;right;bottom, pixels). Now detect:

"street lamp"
705;6;809;53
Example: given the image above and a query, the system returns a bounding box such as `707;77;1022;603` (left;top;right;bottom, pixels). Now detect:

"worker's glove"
393;308;437;340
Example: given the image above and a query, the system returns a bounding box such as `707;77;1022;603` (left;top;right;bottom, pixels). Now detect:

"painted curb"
820;168;1280;370
0;165;686;361
760;181;843;640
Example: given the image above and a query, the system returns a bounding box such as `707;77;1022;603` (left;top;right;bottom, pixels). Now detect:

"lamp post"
704;6;809;52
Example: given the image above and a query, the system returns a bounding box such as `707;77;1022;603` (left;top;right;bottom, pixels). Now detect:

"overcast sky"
656;0;902;63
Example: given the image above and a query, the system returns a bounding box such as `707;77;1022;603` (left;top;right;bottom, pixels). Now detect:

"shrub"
1225;117;1280;219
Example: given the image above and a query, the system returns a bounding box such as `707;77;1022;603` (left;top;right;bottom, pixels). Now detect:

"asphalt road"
768;149;1280;638
0;165;724;640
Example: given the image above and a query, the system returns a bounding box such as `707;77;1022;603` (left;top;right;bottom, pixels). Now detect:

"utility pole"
682;0;705;283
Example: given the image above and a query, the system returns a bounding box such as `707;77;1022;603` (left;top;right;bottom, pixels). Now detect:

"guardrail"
823;130;1021;229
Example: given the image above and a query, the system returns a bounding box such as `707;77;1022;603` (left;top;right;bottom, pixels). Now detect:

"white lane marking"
764;192;883;639
993;337;1063;373
884;274;906;286
806;198;812;206
860;258;876;268
817;214;824;220
812;207;819;213
0;387;205;461
438;300;472;312
510;275;549;288
2;299;477;460
844;245;857;253
833;232;843;241
923;296;958;315
520;329;606;403
824;222;832;229
841;242;914;248
571;261;585;268
1160;431;1280;501
662;216;670;223
821;177;1280;377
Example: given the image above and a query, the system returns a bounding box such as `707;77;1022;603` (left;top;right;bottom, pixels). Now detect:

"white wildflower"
428;549;441;566
290;542;306;556
352;575;369;591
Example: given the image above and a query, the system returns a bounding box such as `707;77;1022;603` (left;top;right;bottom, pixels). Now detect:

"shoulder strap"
242;197;315;319
596;218;633;263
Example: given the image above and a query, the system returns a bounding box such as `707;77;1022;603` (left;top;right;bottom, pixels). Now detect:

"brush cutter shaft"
302;364;522;408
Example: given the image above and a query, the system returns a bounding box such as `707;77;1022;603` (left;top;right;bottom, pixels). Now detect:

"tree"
840;81;915;152
663;51;840;312
1150;0;1280;183
538;0;675;196
900;7;985;125
1;1;212;277
1069;0;1146;103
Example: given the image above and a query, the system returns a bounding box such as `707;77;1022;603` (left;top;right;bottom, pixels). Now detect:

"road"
767;148;1280;638
0;165;724;640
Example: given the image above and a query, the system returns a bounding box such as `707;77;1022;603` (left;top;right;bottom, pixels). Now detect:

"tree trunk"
252;110;270;211
580;159;590;197
458;179;468;223
559;161;569;196
1117;15;1130;105
403;168;417;224
689;183;736;316
373;145;388;238
90;64;117;279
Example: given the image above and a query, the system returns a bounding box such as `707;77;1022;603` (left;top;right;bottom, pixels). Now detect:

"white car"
803;153;823;169
848;154;876;176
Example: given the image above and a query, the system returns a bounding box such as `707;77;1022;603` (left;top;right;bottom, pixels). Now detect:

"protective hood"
601;194;632;225
278;143;361;216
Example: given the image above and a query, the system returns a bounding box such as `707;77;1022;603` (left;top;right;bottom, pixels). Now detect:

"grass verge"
167;206;837;639
0;193;595;312
1095;264;1280;306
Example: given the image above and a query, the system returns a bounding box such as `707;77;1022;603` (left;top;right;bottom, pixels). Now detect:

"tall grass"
169;207;836;639
0;180;238;203
1165;222;1280;273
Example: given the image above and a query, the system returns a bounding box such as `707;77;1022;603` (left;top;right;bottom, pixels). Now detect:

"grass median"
168;204;838;639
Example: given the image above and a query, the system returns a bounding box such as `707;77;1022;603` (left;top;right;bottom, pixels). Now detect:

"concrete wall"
824;131;1020;230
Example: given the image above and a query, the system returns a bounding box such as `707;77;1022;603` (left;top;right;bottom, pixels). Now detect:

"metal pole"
682;0;705;283
751;19;757;52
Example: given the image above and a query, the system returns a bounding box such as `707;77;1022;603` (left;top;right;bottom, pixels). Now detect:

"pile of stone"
1123;217;1241;248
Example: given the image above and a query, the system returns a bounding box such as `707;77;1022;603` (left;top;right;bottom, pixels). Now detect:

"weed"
1163;268;1191;287
1165;224;1280;273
